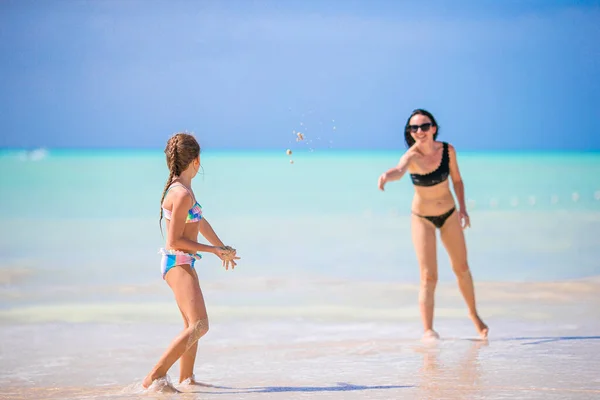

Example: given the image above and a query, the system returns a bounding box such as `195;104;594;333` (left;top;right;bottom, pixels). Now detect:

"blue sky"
1;0;599;151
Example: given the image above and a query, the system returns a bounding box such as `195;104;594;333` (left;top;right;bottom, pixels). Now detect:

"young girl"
378;109;488;341
143;133;239;390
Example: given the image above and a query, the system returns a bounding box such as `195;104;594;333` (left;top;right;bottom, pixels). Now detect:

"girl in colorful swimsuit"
143;133;239;390
378;109;488;341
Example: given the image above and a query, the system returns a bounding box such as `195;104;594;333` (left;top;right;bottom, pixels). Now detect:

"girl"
143;133;239;390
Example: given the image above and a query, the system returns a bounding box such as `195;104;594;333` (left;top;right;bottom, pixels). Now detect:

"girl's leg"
178;267;215;385
143;264;209;388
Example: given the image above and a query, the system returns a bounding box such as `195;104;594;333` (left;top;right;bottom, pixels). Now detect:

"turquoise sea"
1;149;599;283
1;149;600;399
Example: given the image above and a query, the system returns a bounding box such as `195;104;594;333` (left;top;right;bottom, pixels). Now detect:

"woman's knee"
419;270;437;303
452;261;470;276
420;268;438;284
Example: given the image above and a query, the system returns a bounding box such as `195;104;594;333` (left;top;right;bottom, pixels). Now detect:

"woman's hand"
458;209;471;230
378;173;388;191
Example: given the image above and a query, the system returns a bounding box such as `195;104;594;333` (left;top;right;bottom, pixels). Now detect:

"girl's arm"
199;216;239;270
198;218;225;247
166;190;218;254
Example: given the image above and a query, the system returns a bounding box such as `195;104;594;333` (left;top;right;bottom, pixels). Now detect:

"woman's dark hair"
159;132;201;233
404;109;439;148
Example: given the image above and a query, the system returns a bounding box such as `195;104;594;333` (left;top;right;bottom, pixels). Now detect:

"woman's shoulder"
405;146;421;157
401;147;421;164
435;140;456;153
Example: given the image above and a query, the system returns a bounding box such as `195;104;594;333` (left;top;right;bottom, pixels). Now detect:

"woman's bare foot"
421;329;440;342
470;313;489;339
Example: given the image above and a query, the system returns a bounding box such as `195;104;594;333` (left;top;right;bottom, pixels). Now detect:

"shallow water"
1;150;600;399
2;316;600;400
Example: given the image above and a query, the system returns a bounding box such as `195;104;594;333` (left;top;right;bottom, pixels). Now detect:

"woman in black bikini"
378;109;488;341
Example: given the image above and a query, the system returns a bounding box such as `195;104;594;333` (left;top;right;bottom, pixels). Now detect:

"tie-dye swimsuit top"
162;184;203;223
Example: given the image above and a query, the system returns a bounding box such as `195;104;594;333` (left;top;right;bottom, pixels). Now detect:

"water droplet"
572;192;580;202
594;190;600;200
490;198;498;208
528;196;536;205
510;197;519;207
551;195;559;204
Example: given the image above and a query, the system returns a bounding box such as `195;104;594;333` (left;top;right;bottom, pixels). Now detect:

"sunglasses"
408;123;433;133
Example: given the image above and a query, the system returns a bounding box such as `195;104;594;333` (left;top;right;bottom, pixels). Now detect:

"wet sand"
1;278;599;400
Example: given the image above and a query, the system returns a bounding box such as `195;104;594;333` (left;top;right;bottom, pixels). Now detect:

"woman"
143;133;239;390
378;109;488;341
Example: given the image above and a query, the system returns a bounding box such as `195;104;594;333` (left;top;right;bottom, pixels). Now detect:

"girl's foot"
179;374;216;388
143;374;180;393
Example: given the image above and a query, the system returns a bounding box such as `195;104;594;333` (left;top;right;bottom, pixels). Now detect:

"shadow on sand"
499;335;600;345
182;382;412;395
176;336;600;395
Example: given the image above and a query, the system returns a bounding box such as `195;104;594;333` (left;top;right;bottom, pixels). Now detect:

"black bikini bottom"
413;207;456;229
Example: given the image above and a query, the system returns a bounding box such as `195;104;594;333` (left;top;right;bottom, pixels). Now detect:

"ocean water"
1;149;599;281
1;149;600;399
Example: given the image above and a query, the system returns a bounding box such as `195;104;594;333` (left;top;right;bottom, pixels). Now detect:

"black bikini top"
409;142;450;187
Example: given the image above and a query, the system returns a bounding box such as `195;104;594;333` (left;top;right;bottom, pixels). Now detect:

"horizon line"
1;147;600;155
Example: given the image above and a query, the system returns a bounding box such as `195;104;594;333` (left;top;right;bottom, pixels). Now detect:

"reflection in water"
415;339;488;400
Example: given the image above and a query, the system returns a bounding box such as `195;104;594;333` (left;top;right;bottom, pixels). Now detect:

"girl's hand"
214;246;240;270
459;209;471;230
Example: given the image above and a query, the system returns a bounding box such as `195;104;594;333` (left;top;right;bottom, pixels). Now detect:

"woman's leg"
143;264;209;388
411;214;439;340
439;212;488;339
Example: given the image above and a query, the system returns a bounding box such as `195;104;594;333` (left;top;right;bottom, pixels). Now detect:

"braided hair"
159;133;201;234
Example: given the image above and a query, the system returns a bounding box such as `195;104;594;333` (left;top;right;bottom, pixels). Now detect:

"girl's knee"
185;318;209;349
191;318;209;336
